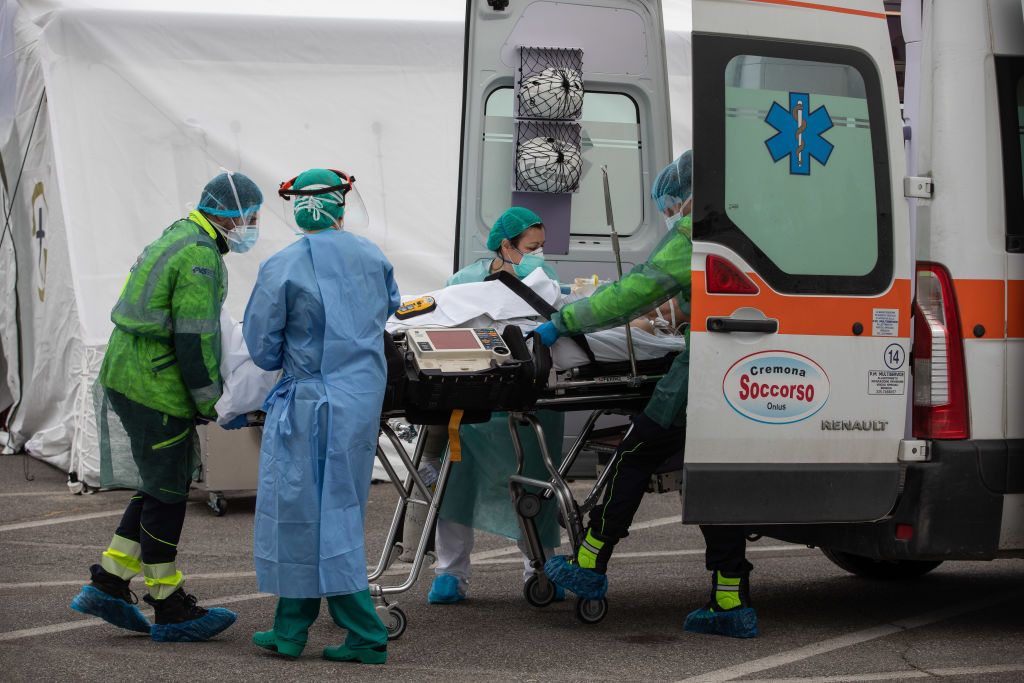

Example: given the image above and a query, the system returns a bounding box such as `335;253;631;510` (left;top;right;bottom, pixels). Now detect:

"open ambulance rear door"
456;0;674;459
684;0;913;523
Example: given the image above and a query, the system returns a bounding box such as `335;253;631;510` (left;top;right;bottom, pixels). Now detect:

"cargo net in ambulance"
516;47;584;120
514;121;583;194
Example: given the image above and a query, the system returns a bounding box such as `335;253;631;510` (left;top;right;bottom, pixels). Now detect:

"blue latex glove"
221;414;249;430
534;321;561;347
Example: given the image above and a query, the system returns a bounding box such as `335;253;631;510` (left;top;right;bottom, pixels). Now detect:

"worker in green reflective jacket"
535;152;759;639
71;171;262;643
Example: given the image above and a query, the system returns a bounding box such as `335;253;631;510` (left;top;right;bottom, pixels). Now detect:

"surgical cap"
651;150;693;213
198;172;262;218
292;168;347;232
486;206;543;251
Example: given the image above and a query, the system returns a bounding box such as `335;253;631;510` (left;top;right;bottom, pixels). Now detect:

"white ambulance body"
458;0;1023;576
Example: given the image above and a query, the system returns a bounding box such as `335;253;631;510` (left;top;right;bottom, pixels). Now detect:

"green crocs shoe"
252;629;304;658
322;643;387;664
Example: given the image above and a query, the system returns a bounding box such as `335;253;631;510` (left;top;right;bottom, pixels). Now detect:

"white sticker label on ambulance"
723;351;830;425
872;308;899;337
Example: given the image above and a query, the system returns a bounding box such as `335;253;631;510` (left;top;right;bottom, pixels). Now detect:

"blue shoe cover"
543;555;607;601
150;607;237;642
70;585;150;634
683;606;759;639
427;574;465;604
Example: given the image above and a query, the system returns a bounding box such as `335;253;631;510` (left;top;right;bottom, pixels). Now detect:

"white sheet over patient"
385;271;684;370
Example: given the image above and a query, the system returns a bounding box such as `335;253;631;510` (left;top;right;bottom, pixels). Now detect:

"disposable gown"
551;217;693;428
244;230;400;598
441;258;563;547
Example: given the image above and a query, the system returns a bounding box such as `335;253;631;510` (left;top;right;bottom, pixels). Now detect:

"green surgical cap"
486;206;543;251
292;168;346;232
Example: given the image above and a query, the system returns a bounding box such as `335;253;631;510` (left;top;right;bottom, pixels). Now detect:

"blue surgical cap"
486;207;543;251
198;172;263;218
651;150;693;213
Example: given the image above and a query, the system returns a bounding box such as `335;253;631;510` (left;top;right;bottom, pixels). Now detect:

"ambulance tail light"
912;263;969;440
706;255;758;294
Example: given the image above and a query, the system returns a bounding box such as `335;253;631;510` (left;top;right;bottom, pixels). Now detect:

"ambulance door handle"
707;317;778;334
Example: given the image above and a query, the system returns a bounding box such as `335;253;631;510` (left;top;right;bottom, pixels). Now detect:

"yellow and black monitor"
394;296;438;320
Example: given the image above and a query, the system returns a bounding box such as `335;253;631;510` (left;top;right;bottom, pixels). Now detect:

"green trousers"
272;590;387;650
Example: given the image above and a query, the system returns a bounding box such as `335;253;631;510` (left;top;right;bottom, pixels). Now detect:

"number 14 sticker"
884;344;906;370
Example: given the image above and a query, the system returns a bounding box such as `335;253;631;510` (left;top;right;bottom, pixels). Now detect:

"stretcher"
368;325;679;638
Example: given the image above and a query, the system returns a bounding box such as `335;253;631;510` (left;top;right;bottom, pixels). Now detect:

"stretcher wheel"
381;605;407;640
207;492;227;517
523;574;556;608
516;493;542;519
575;597;608;625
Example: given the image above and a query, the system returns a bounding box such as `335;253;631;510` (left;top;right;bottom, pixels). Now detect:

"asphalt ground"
1;453;1022;682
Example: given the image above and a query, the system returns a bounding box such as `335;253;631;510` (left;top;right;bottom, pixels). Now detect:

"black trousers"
114;491;188;565
587;412;752;575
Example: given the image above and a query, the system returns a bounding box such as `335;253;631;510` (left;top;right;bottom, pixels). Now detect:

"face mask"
510;246;546;279
665;214;680;232
226;224;259;253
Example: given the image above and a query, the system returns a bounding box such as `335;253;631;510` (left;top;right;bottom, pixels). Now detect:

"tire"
516;493;542;519
380;606;407;640
575;597;608;625
213;498;228;517
523;574;556;608
822;548;942;580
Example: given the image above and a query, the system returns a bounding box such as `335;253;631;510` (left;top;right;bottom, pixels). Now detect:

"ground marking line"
0;510;124;532
0;491;72;498
677;589;1024;683
474;545;808;565
462;514;683;561
0;590;274;642
741;663;1024;682
0;546;808;590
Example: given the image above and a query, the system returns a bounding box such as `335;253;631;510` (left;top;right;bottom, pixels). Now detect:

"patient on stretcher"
385;269;684;371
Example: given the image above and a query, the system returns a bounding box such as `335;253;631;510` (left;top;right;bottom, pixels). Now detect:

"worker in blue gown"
244;168;400;663
426;206;566;604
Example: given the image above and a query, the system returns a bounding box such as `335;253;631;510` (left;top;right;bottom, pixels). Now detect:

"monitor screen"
425;329;481;350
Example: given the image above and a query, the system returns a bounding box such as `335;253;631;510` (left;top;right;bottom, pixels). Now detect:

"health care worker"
70;171;261;642
426;206;564;604
536;153;759;639
245;168;400;663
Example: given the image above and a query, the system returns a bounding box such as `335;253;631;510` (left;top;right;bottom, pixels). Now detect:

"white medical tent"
0;0;692;489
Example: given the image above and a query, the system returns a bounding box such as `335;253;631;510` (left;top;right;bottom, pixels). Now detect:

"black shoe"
88;564;137;604
144;587;208;625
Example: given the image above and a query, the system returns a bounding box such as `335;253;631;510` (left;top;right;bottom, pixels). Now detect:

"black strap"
486;270;595;362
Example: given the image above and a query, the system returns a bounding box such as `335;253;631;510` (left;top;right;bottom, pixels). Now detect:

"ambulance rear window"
995;56;1024;254
481;88;643;237
692;36;894;295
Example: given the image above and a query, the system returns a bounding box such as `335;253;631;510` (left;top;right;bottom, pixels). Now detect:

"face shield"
208;169;261;253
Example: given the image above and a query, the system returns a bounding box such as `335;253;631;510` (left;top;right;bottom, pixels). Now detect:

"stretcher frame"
368;361;671;638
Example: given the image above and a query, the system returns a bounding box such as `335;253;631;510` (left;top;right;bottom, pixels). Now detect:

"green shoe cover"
322;643;387;664
252;629;304;658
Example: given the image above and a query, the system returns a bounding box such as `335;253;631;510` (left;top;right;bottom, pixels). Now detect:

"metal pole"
601;165;639;381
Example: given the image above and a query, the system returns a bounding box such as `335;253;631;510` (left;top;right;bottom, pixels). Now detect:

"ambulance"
457;0;1023;577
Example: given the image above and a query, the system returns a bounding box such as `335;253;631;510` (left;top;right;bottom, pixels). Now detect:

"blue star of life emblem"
765;92;834;175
